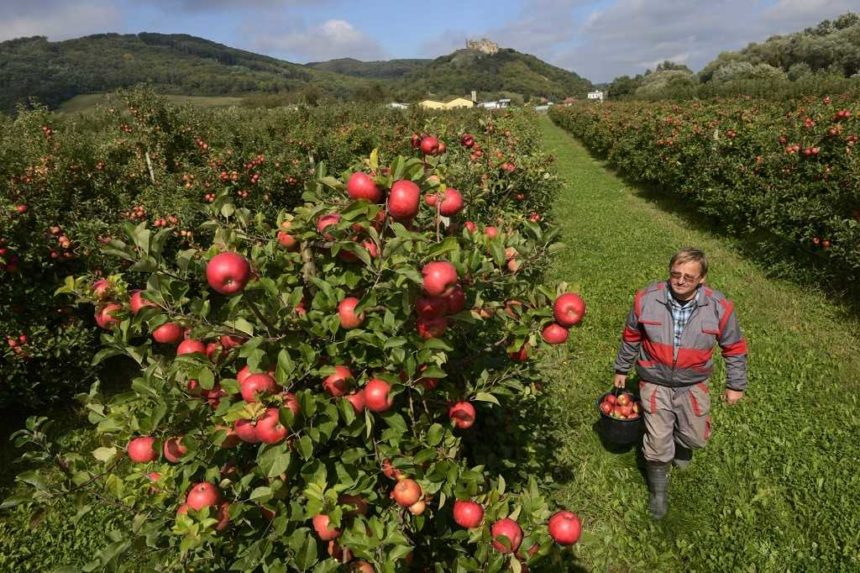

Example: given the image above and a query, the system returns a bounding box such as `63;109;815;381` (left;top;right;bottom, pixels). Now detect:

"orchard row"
549;95;860;289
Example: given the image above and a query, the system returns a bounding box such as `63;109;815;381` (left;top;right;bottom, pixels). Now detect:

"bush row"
0;88;550;409
4;92;591;570
549;97;860;297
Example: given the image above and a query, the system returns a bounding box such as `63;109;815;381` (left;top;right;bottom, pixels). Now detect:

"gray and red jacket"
613;281;749;391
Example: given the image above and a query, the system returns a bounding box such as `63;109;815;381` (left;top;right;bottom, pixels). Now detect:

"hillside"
0;33;370;114
398;48;592;99
306;57;430;79
0;33;592;114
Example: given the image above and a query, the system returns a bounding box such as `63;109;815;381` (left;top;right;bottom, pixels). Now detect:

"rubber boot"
646;462;669;520
673;441;693;470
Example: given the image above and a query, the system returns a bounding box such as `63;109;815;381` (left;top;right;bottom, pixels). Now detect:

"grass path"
537;115;860;572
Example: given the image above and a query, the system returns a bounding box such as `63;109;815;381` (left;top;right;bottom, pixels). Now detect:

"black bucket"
596;392;644;445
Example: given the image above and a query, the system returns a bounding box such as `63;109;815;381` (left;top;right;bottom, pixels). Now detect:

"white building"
587;90;605;101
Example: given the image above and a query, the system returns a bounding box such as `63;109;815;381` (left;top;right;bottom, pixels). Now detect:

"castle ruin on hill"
466;38;500;55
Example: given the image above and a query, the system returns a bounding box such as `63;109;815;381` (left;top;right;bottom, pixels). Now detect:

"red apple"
419;136;439;156
417;315;447;339
553;293;586;327
548;510;582;546
127;436;157;463
422;261;458;296
391;478;422;507
381;458;402;480
92;278;111;300
312;514;340;541
508;343;529;362
344;390;366;414
491;518;523;553
408;500;426;516
206;252;251;295
186;482;221;511
95;303;122;330
241;373;277;402
234;418;260;443
277;230;299;250
215;502;231;531
177;339;206;356
163;436;188;463
317;213;341;241
616;393;631;407
256;408;289;444
449;401;476;429
347;172;382;202
484;226;499;239
152;322;184;344
453;500;484;528
600;401;613;415
219;335;245;349
388;180;421;220
541;323;569;345
364;378;393;413
323;365;352;397
338;297;365;329
415;296;448;318
281;391;301;418
464;221;477;233
443;285;466;314
438;188;464;216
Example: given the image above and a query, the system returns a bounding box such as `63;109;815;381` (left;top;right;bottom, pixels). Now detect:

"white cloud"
251;19;387;63
555;0;858;82
0;1;122;42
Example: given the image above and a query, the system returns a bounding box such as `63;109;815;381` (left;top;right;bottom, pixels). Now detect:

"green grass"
57;93;247;113
538;115;860;572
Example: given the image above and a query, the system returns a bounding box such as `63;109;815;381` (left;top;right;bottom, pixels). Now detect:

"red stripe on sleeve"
623;326;642;343
721;338;748;357
718;299;735;335
634;289;645;320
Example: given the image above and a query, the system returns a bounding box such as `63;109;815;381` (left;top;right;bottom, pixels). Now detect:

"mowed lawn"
537;115;860;572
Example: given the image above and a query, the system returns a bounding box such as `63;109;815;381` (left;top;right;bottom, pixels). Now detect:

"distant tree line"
605;12;860;100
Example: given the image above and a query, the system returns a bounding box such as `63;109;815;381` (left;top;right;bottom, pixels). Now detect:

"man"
612;248;748;519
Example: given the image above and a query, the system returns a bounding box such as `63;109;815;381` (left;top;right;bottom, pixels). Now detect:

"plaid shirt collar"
666;285;700;349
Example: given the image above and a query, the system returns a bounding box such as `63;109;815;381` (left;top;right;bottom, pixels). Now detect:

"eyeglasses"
670;271;700;283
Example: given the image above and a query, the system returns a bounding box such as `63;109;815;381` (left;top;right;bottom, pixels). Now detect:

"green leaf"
220;203;236;218
249;486;273;503
426;423;444;446
92;446;117;463
474;392;500;406
296;436;314;460
258;446;291;478
91;347;124;366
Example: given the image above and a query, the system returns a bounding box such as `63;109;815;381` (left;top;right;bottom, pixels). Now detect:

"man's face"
669;261;705;300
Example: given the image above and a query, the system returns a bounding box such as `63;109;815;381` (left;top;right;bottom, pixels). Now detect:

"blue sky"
1;0;856;82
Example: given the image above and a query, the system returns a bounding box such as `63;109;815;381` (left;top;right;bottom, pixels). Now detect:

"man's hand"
613;373;627;389
723;388;744;405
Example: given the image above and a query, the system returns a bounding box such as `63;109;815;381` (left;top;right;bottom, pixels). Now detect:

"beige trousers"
639;381;712;463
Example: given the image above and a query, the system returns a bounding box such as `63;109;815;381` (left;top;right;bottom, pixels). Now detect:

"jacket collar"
660;281;708;307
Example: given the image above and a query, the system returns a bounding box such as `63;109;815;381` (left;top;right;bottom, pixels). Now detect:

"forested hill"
401;48;592;101
311;49;594;102
0;33;593;114
0;33;369;114
305;57;431;79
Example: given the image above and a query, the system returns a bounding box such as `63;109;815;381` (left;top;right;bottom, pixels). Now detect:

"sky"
0;0;857;83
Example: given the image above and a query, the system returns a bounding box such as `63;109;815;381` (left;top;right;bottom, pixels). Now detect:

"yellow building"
418;99;448;110
445;97;475;109
418;97;476;110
